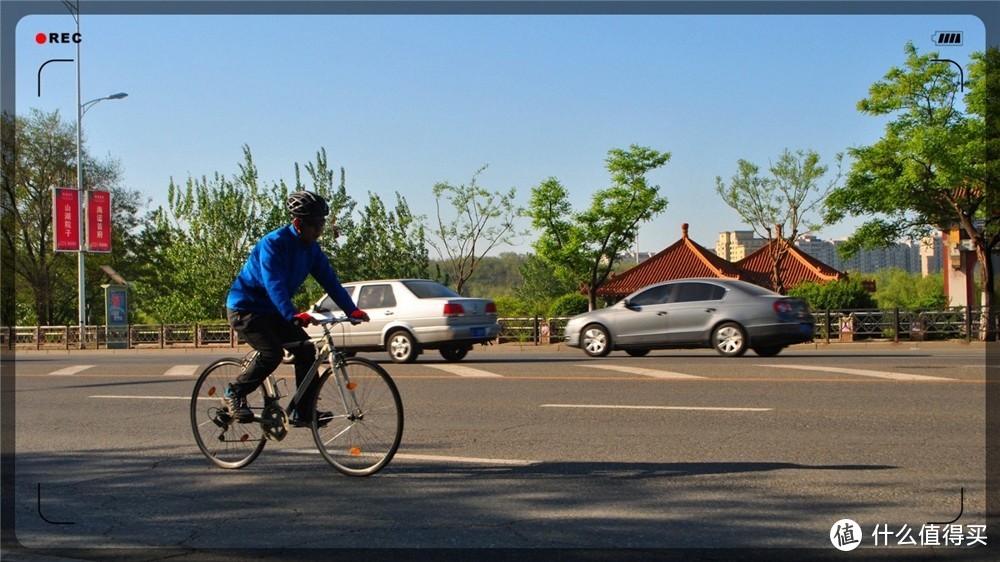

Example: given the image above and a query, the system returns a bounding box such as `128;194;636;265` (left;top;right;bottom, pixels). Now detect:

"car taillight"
486;302;497;314
773;300;794;315
443;303;465;316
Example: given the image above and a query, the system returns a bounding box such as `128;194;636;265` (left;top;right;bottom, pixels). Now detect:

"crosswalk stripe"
48;365;95;376
762;364;953;382
425;364;502;378
163;365;200;376
576;364;707;379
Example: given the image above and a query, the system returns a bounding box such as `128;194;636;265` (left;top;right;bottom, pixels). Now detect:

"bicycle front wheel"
312;357;403;476
190;358;267;469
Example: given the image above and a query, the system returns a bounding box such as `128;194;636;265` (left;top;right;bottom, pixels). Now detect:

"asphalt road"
2;342;993;559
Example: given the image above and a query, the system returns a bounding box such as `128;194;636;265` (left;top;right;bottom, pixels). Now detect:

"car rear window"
733;282;777;297
403;280;461;298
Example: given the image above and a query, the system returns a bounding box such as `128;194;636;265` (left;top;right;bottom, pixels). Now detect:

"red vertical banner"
87;190;112;253
52;187;80;252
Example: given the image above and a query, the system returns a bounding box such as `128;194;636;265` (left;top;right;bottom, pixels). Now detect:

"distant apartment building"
714;230;944;275
715;231;768;261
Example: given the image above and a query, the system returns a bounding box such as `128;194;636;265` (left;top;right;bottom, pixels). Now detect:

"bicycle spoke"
190;358;267;469
311;358;402;476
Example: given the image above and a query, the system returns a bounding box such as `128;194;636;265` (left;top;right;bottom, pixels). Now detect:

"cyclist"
224;190;369;426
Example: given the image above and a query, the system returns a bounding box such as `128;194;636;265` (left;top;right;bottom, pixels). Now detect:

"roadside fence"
2;306;986;350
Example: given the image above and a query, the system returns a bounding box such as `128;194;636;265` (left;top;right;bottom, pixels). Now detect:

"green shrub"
493;296;537;317
788;277;877;310
548;293;589;317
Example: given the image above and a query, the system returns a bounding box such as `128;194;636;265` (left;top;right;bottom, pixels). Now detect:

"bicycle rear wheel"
312;357;403;476
190;358;267;469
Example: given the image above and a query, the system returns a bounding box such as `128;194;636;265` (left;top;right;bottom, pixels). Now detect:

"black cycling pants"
226;309;318;414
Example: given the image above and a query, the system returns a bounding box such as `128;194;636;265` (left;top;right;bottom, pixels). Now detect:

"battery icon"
932;31;963;46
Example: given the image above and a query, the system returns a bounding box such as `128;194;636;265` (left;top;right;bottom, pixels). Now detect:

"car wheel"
581;324;612;357
387;330;419;363
439;345;469;362
625;349;650;357
753;345;784;357
712;322;748;357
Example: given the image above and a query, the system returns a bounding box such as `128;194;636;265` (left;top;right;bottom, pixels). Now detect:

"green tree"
429;165;525;294
870;268;948;309
463;252;525;298
512;253;577;315
825;43;999;340
0;109;138;325
138;146;285;322
527;144;671;310
715;148;842;294
336;192;429;282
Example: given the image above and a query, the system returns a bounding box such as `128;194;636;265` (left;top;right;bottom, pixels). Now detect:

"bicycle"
190;311;403;476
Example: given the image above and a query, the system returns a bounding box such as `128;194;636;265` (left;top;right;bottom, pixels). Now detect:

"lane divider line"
762;364;954;382
541;404;771;412
576;364;707;379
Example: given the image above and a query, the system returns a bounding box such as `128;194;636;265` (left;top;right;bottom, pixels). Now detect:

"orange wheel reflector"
240;434;249;442
349;447;362;456
346;382;358;390
208;386;217;397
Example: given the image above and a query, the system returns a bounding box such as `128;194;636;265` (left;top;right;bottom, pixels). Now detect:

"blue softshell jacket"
226;224;358;321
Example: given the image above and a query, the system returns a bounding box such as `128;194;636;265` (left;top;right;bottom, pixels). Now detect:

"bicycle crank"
261;403;289;441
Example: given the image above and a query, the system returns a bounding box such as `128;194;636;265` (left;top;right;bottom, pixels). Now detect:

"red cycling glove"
350;309;370;322
292;312;314;327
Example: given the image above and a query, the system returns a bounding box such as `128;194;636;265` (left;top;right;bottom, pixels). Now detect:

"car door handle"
383;310;394;316
657;311;668;316
705;308;716;313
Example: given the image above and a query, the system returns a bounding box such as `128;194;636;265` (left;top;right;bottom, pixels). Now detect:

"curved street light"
76;92;127;348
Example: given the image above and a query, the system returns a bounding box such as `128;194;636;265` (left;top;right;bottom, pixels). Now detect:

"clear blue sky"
11;5;989;255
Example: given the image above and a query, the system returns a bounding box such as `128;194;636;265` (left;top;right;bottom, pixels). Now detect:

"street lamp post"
76;92;126;348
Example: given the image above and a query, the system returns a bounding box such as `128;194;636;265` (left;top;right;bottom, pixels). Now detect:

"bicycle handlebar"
307;307;363;326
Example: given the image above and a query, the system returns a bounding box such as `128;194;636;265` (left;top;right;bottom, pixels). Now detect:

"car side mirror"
623;298;633;309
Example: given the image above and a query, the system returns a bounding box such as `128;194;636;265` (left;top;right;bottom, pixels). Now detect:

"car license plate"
470;327;486;337
799;323;812;334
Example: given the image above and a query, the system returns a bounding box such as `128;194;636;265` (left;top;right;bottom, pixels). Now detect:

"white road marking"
91;395;189;400
762;364;954;382
48;365;95;376
163;365;200;376
284;450;538;466
577;364;707;379
541;404;771;412
425;364;502;378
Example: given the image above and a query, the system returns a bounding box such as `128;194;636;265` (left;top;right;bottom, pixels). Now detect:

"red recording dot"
35;33;46;44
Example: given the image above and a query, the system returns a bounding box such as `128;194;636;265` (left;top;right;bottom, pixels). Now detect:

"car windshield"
403;280;461;298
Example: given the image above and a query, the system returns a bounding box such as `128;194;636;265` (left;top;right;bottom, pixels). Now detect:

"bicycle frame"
254;315;359;431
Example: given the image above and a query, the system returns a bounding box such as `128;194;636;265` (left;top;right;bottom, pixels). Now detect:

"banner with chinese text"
52;187;80;252
86;190;112;253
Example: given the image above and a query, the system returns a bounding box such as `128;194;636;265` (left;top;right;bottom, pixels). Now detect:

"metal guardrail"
1;308;986;350
812;307;983;342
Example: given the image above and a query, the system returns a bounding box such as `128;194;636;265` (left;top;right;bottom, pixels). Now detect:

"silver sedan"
564;278;814;358
307;279;500;363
